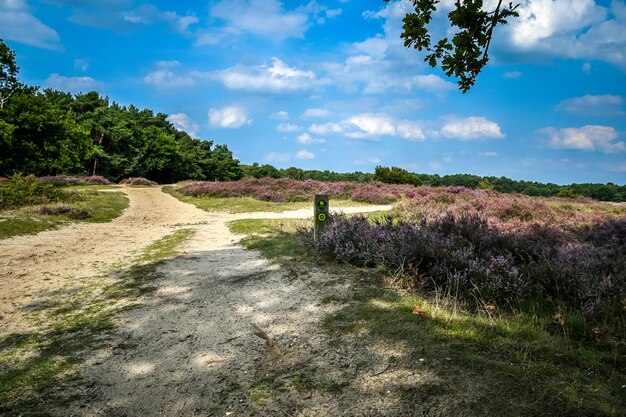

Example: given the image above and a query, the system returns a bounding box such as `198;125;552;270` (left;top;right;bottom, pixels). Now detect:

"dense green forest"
0;41;241;183
1;39;624;201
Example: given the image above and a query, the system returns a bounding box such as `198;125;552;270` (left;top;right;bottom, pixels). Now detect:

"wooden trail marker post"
314;194;329;241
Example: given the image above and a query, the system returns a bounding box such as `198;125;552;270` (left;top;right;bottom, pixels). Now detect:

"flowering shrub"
34;204;92;219
178;177;413;204
395;189;625;230
39;175;112;186
308;211;626;322
0;174;63;209
120;177;158;186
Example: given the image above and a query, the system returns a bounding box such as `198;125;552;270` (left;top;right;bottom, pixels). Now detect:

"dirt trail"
1;187;401;416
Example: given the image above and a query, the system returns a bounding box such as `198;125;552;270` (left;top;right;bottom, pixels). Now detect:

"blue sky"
1;0;625;184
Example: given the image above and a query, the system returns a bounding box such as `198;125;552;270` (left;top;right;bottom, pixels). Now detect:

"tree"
388;0;520;92
0;39;20;109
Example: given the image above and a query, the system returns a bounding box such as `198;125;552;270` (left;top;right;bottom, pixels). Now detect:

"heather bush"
396;190;625;229
307;212;626;322
0;174;63;209
39;175;112;186
34;204;92;219
120;177;158;186
177;177;413;204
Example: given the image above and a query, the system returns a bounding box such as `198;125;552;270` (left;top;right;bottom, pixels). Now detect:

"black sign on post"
314;194;330;241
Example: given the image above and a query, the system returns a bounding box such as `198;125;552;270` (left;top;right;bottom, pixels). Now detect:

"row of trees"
0;40;241;183
0;88;242;183
241;163;373;183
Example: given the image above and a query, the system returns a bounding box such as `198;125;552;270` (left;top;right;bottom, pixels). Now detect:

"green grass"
0;228;195;416
163;185;377;214
0;190;128;239
228;218;309;260
231;218;626;416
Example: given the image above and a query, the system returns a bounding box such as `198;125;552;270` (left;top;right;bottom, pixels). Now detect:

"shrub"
0;174;63;209
39;175;112;186
177;177;407;204
34;205;92;219
305;212;626;322
120;177;158;186
84;176;112;185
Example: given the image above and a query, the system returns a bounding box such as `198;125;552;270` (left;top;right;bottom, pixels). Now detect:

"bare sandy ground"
2;187;426;416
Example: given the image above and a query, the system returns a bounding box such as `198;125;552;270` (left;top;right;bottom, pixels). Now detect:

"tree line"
0;40;241;183
0;87;242;183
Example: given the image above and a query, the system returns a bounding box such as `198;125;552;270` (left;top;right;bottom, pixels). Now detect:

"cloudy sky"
2;0;625;184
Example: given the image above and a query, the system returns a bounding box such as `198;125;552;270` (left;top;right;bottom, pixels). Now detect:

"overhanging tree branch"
386;0;520;92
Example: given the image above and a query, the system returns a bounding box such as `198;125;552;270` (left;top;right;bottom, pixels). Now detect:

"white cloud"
347;113;396;138
144;69;194;88
143;61;195;88
208;106;251;129
309;122;345;136
44;73;102;93
265;152;291;163
167;113;200;137
214;57;323;93
210;0;310;41
324;54;455;94
540;125;625;153
276;123;302;133
438;117;505;140
479;151;498;157
296;149;315;159
271;111;289;120
323;1;456;95
310;113;502;142
326;8;342;18
302;108;331;118
354;157;381;166
69;3;197;35
396;121;426;141
556;94;624;116
310;113;425;141
0;0;62;49
503;0;626;69
296;133;325;144
504;71;522;79
582;62;592;74
74;58;89;71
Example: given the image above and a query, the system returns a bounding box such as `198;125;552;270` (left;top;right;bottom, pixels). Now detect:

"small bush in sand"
39;175;112;186
119;177;158;186
34;205;92;219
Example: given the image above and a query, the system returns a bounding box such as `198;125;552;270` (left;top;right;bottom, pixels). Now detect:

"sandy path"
2;187;399;416
0;187;387;335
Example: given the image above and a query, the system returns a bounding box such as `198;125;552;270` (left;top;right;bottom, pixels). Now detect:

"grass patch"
228;218;309;260
231;218;626;416
140;228;195;262
0;229;195;416
0;190;128;239
163;185;377;214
